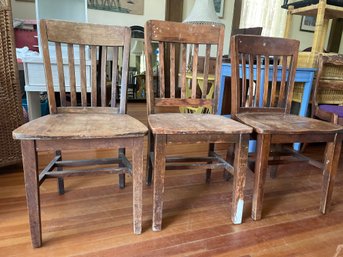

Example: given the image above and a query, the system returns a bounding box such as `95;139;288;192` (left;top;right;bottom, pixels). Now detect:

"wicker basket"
0;0;23;167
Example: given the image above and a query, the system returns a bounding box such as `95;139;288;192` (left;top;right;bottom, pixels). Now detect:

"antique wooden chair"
144;20;253;231
311;54;343;125
12;20;148;247
230;35;343;220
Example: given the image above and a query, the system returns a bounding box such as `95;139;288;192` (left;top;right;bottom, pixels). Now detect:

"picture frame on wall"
300;15;316;32
213;0;224;18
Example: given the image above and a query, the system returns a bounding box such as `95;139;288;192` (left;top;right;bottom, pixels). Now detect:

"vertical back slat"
40;21;56;113
111;47;118;107
263;56;270;107
68;44;77;106
191;44;199;99
248;54;254;106
278;56;287;107
202;44;211;99
100;46;107;107
159;42;165;98
119;30;130;114
169;43;175;98
181;43;187;99
79;45;87;107
241;53;247;106
55;43;66;106
270;56;279;107
90;46;97;107
256;55;261;107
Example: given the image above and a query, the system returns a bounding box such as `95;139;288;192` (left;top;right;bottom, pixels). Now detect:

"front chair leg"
21;140;42;248
231;134;249;224
132;138;144;234
251;134;271;221
152;134;166;231
119;148;126;189
320;133;342;214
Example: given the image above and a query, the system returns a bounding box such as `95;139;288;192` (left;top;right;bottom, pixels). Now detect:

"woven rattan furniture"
0;0;23;168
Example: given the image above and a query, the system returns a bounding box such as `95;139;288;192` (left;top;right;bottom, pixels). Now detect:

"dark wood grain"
230;35;343;221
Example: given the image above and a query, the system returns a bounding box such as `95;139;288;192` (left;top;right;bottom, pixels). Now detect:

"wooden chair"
311;54;343;125
230;35;343;220
12;20;148;248
144;20;253;231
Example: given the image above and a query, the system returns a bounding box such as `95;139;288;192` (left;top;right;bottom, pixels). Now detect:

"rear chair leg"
56;150;64;195
119;148;126;189
206;143;215;183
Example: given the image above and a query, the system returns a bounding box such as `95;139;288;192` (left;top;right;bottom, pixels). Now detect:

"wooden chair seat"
148;113;252;135
235;112;343;134
13;113;147;140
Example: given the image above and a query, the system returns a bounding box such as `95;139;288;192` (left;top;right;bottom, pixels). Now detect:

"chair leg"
119;148;126;189
206;143;215;183
55;150;65;195
224;144;235;181
132;138;144;234
231;134;249;224
320;134;342;214
252;134;271;221
270;145;282;179
146;131;154;186
152;134;166;231
21;140;42;248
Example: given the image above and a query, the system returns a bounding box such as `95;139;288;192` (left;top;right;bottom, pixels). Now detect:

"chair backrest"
230;35;299;115
312;54;343;114
144;20;224;115
40;19;131;114
231;27;263;36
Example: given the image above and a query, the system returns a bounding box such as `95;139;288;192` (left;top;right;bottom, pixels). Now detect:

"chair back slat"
191;44;199;99
145;20;224;115
180;43;187;99
201;45;211;99
111;47;119;108
40;19;131;114
67;44;77;106
79;44;87;107
55;43;66;107
90;46;97;107
230;35;299;115
169;43;176;98
159;42;165;98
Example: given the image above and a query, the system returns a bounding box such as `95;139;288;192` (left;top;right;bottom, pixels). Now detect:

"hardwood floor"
1;103;343;256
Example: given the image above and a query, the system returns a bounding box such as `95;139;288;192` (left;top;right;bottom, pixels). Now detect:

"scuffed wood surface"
13;114;148;140
236;112;343;134
148;113;252;135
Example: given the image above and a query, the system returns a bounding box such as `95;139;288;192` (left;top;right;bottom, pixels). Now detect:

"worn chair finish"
311;54;343;125
144;20;253;231
13;20;148;247
230;35;343;220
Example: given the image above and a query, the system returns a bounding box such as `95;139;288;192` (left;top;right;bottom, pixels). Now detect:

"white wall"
11;0;35;19
288;14;342;53
88;0;166;26
11;0;166;26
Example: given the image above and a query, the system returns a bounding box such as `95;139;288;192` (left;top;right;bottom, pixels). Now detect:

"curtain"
240;0;287;37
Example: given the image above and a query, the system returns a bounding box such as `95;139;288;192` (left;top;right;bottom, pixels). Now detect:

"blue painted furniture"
217;62;316;151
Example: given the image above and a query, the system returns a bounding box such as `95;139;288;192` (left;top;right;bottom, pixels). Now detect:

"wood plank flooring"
0;103;343;256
